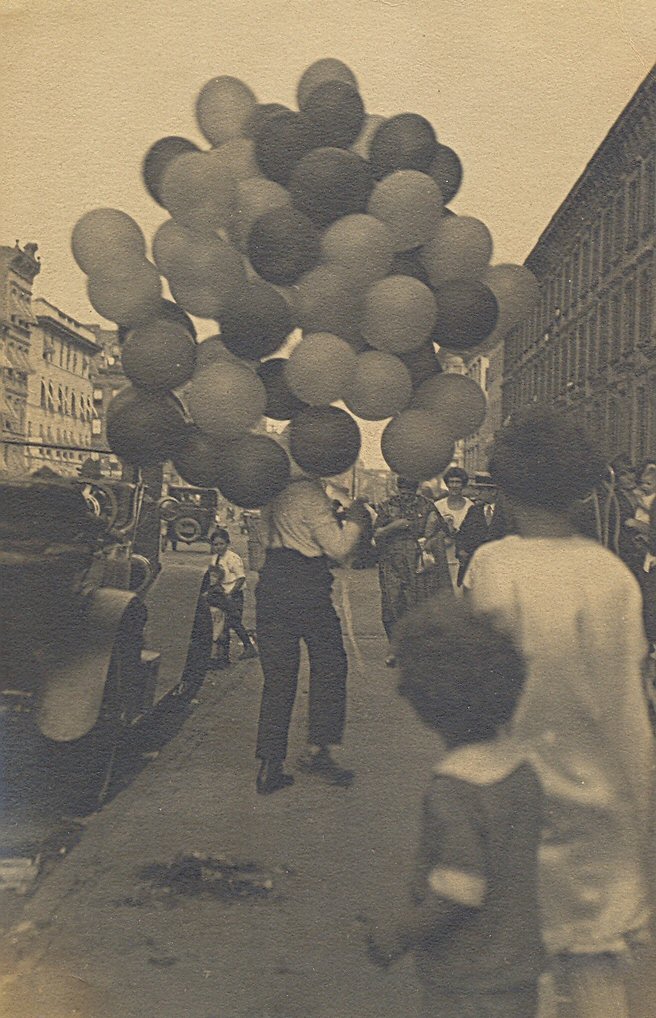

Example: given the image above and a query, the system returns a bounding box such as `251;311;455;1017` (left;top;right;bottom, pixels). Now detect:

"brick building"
502;65;656;463
0;242;41;474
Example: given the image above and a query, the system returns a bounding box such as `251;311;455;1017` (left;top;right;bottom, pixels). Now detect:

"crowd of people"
197;406;655;1018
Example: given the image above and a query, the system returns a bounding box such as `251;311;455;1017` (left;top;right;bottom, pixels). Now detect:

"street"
2;542;656;1017
0;545;438;1018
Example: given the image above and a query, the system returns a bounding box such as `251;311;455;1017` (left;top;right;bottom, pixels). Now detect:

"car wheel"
172;516;202;544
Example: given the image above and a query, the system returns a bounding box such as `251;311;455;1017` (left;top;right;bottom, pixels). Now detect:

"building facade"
463;339;505;476
0;242;41;474
26;298;100;476
86;325;126;477
502;65;656;463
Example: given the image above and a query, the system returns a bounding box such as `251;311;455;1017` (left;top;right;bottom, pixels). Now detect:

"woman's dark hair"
488;407;606;511
211;527;230;544
443;466;469;486
395;595;526;744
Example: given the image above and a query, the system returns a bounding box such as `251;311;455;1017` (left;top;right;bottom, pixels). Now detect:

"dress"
374;493;450;641
435;496;474;594
464;535;654;960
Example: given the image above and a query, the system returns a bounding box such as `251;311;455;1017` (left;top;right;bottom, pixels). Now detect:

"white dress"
435;496;473;595
464;535;654;956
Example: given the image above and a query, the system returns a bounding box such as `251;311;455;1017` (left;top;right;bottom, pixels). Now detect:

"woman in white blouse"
434;467;474;595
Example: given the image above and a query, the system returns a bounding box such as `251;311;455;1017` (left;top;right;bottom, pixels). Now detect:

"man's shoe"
239;646;258;661
296;748;354;787
256;759;294;795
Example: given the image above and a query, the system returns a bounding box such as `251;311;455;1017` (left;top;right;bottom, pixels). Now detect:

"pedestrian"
374;477;450;667
434;466;474;594
454;472;513;586
203;528;257;670
254;477;365;795
366;596;544;1018
464;407;654;1018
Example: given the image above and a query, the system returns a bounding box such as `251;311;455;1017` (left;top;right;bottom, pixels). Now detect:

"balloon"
482;264;540;335
186;361;266;441
390;249;431;287
231;177;291;251
398;342;443;388
142;137;200;206
106;386;188;466
195;335;243;371
369;114;438;178
159;150;237;232
361;275;437;354
195;76;258;145
321;214;393;288
351;114;386;159
173;426;223;488
300;81;365;148
289;147;373;227
87;260;162;325
120;320;196;391
430;279;499;350
245;102;290;138
412;373;487;439
218;281;293;360
420;216;493;287
160;228;246;318
381;410;455;480
294;264;365;346
215;434;291;508
297;58;358;107
248;207;320;285
429;145;463;204
344;350;412;421
285;332;357;405
257;358;308;420
253;110;320;186
368;170;443;251
71;208;146;275
118;299;196;343
211;137;260;181
290;406;361;476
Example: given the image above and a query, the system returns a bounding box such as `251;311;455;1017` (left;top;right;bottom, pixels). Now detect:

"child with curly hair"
367;596;545;1018
464;407;654;1017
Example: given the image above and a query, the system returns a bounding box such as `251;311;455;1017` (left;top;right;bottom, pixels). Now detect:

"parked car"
159;486;219;548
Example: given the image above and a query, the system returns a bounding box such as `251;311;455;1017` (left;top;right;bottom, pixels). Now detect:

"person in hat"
373;477;450;666
455;472;513;586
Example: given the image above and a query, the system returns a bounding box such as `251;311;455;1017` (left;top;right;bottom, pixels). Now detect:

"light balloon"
142;137;200;207
368;170;443;251
195;76;258;146
381;410;455;480
361;275;436;354
186;361;266;441
482;264;540;336
412;373;487;439
159;150;237;232
369;114;438;178
231;178;291;252
344;350;412;421
87;260;162;326
321;214;393;288
294;264;365;347
420;216;493;287
71;208;146;276
285;332;357;405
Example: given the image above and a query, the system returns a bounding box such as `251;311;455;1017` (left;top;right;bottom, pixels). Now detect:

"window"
623;277;636;351
642;155;655;236
581;232;591;294
627;176;640;249
599;299;609;367
639;262;653;345
71;392;77;417
560;334;569;391
588;311;597;377
568;330;577;384
40;380;47;409
570;248;580;309
73;353;78;374
634;387;648;463
57;387;64;415
92;419;102;436
608;400;620;454
613;191;625;260
610;289;622;360
563;258;571;313
602;208;613;275
591;223;601;284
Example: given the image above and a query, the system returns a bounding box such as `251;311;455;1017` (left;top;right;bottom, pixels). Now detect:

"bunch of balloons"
71;58;540;502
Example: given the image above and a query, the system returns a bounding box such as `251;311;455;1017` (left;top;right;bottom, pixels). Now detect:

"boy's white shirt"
215;548;246;594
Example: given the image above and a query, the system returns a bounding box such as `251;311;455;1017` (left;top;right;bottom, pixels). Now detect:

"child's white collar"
434;733;527;785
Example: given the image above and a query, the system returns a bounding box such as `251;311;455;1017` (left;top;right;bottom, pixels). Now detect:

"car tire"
172;515;203;544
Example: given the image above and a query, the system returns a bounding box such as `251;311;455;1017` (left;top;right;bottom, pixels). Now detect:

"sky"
1;0;655;465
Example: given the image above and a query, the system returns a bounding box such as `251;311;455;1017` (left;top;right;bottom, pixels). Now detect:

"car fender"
36;588;144;743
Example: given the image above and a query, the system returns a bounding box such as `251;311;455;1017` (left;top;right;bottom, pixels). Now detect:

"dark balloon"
431;280;499;350
290;406;361;477
369;114;438;179
215;434;291;508
398;342;443;388
244;102;290;138
118;299;197;344
289;147;374;227
257;358;309;420
248;207;321;286
300;81;365;148
142;136;200;206
173;427;223;488
390;249;432;287
253;110;320;186
218;282;293;360
429;145;463;204
106;386;188;466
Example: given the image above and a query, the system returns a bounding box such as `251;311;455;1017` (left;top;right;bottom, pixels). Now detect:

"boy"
204;528;257;669
367;596;544;1018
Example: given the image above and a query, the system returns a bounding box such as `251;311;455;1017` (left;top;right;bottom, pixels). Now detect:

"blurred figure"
455;473;513;587
203;528;257;669
434;466;474;594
